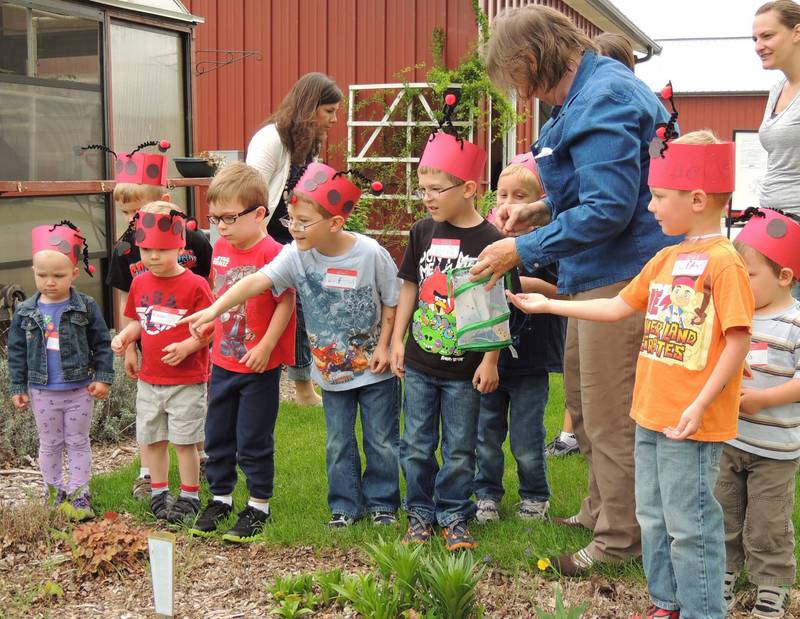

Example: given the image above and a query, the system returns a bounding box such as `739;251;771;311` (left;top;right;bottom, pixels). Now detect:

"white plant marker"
148;532;176;617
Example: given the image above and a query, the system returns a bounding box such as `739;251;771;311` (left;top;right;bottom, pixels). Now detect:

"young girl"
8;221;114;520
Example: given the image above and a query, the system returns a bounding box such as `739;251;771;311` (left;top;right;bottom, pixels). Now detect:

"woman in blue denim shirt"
472;5;674;579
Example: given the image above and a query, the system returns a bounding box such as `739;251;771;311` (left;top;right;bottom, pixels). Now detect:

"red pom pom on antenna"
656;127;666;140
371;181;383;193
158;140;171;151
290;194;298;204
186;219;197;231
660;84;673;100
87;265;96;274
444;93;457;106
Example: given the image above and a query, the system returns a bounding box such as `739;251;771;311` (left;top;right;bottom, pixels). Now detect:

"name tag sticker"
747;342;769;367
430;238;460;259
324;268;358;289
148;305;185;327
46;335;59;351
672;253;709;277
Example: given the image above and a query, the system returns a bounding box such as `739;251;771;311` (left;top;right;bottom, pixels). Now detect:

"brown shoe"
549;549;594;577
552;514;589;530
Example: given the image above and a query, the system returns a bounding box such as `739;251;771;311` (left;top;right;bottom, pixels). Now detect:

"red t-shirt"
210;236;296;373
125;269;213;385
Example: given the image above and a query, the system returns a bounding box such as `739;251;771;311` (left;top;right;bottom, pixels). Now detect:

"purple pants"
30;385;93;495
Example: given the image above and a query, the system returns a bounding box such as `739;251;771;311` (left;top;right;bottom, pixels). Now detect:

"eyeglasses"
412;183;464;200
207;204;261;226
279;217;326;233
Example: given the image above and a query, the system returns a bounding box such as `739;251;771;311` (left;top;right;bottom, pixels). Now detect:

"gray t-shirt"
727;301;800;460
259;233;400;391
758;79;800;213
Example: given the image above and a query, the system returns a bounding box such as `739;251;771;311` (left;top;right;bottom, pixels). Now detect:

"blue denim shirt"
516;52;674;295
8;288;114;395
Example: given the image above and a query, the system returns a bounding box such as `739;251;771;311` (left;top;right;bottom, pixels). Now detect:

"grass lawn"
88;374;800;583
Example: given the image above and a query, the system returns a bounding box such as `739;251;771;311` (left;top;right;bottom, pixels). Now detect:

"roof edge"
86;0;204;24
563;0;661;56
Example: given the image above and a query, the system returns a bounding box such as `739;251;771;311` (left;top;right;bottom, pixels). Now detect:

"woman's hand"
469;237;521;288
492;201;550;237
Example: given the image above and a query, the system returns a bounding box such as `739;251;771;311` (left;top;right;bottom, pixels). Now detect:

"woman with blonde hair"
246;72;342;406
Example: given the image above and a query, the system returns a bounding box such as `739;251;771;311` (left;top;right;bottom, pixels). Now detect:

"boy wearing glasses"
182;162;401;529
189;162;296;542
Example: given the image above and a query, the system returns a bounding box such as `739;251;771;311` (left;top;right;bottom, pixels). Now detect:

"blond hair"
595;32;635;70
498;164;543;196
138;200;176;215
482;5;596;96
756;0;800;28
113;182;164;205
292;191;333;219
671;130;732;206
207;162;267;208
417;166;464;186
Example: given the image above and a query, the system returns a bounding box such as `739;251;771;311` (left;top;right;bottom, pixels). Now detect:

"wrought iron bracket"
194;49;262;76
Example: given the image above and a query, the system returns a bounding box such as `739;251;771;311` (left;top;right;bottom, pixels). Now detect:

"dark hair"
595;32;635;70
756;0;800;28
268;72;343;165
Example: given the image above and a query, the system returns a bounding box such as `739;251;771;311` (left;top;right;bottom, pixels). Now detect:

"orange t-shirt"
619;237;753;441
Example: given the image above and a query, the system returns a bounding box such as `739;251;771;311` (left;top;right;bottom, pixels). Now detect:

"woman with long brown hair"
246;72;343;406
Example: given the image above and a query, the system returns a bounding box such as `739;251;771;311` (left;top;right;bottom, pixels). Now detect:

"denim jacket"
7;288;114;395
516;51;674;295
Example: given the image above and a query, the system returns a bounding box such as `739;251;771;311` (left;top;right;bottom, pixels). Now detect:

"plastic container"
448;267;512;352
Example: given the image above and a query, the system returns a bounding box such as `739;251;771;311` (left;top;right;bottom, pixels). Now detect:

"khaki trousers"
564;279;642;561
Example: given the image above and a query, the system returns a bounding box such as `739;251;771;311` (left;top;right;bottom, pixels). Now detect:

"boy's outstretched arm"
180;271;273;338
507;291;637;322
238;290;296;373
390;281;418;378
665;327;751;440
741;377;800;415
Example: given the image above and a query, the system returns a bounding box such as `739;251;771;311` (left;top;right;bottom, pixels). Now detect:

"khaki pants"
564;279;642;561
715;444;799;586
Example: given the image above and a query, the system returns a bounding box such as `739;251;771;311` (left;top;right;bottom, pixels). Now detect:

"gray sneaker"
475;498;500;523
544;437;579;457
518;499;549;520
752;585;788;619
723;571;736;611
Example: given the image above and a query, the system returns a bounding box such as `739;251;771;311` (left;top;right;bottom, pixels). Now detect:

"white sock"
213;495;233;506
139;467;150;478
248;499;270;514
559;432;577;445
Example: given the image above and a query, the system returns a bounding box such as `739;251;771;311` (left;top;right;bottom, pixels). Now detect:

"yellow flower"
537;558;552;571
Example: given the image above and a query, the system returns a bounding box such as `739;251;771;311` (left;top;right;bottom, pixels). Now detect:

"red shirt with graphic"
210;236;295;373
125;269;213;385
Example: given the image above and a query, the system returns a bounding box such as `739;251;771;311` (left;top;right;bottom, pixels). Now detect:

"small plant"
267;573;316;604
270;595;313;618
333;573;402;619
314;568;344;606
70;515;148;578
421;551;486;619
195;150;226;169
365;536;425;607
534;588;588;619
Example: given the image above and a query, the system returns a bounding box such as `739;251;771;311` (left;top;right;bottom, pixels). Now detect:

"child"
111;202;213;524
715;208;800;619
92;140;212;499
475;154;565;523
390;127;503;552
187;162;296;542
8;222;114;520
182;162;401;529
508;131;753;617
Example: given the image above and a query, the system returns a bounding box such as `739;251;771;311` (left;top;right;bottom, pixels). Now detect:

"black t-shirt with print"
398;217;507;380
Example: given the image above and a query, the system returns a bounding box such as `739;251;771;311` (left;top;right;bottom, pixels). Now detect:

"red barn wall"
673;95;767;141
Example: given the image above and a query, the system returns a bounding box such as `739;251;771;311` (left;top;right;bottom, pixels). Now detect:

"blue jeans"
635;426;725;619
321;377;400;518
287;299;312;381
475;372;550;502
400;366;481;526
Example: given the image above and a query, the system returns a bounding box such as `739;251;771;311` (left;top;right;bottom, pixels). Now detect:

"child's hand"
88;381;109;400
472;361;499;394
390;340;405;378
506;291;550;314
739;387;765;415
239;344;273;373
11;394;29;409
161;341;191;366
370;343;390;374
664;401;704;440
743;361;752;379
111;333;128;355
124;344;140;380
179;308;217;339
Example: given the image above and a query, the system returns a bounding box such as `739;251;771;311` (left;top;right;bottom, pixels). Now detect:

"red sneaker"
630;607;679;619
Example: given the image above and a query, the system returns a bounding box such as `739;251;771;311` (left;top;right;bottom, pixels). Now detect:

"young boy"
716;208;800;619
475;154;565;523
182;162;401;529
188;162;296;542
508;131;753;618
103;141;211;499
390;130;502;551
111;202;213;524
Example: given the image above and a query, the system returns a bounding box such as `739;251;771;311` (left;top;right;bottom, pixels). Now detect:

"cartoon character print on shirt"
214;265;257;361
41;312;59;351
134;290;186;335
641;253;715;371
295;271;379;385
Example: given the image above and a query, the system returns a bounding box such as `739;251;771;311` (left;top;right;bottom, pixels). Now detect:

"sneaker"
544;437;579;457
630;606;680;619
442;520;476;551
189;500;233;537
166;495;201;525
370;511;397;526
59;493;95;521
752;585;788;619
327;513;356;528
723;571;736;611
132;475;151;500
150;492;171;521
475;498;500;523
222;505;269;543
402;514;434;545
518;499;549;520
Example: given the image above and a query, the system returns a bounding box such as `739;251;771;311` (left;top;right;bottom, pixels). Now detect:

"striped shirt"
727;301;800;460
